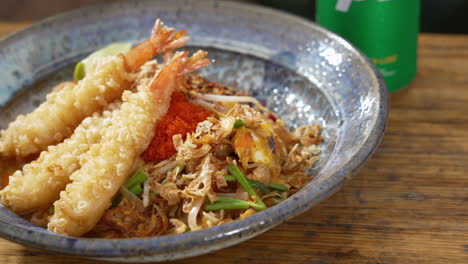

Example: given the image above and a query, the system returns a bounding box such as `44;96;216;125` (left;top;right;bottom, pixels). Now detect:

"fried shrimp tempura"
0;19;189;159
48;51;211;236
0;102;120;214
0;62;162;215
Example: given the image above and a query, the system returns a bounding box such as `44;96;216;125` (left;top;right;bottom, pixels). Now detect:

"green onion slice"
129;184;143;196
249;179;271;194
223;174;236;182
205;201;250;211
125;169;148;189
216;197;265;211
223;174;270;194
227;164;266;210
233;119;246;128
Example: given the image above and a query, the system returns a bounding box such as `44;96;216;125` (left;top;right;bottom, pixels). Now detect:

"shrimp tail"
179;50;211;76
151;19;189;54
150;50;211;100
123;19;189;73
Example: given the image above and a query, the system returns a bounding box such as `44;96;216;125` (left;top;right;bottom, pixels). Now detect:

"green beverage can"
316;0;420;91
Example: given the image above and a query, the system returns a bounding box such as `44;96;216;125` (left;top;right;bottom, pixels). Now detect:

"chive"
227;165;255;197
227;164;266;210
215;197;265;211
224;174;270;194
233;119;246;128
48;206;54;214
205;201;250;211
249;179;271;194
223;174;236;182
125;169;148;189
268;183;288;192
129;184;143;196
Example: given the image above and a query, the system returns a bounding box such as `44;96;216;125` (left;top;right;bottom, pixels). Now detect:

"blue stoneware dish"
0;0;387;262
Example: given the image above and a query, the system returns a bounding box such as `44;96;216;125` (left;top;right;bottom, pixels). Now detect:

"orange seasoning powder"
142;92;212;162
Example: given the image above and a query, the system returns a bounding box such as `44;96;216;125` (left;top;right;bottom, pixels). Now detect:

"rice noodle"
236;192;249;201
215;193;238;199
187;197;204;231
195;93;270;113
120;186;144;212
190;99;228;113
146;158;173;176
158;160;178;174
142;179;150;208
155;158;173;168
196;94;258;103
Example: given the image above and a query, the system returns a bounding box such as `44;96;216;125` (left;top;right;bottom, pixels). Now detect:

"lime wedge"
73;62;85;82
74;42;132;81
84;42;132;61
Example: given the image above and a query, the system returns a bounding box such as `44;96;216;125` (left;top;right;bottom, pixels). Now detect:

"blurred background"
1;0;467;34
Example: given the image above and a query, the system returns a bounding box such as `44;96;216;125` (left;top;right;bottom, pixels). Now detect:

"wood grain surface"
0;23;468;264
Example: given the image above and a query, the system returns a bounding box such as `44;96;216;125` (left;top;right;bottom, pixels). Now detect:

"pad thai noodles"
0;19;322;238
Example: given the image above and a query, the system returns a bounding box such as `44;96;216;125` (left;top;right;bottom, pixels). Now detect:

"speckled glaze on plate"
0;0;387;262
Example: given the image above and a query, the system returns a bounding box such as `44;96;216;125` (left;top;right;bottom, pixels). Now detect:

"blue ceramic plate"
0;0;387;262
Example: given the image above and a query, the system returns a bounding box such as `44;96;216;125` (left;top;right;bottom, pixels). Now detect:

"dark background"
1;0;467;34
260;0;468;34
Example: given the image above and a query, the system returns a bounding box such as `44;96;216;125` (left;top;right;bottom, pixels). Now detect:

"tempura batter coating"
48;51;210;236
0;102;120;214
0;58;129;159
0;19;189;159
48;90;157;236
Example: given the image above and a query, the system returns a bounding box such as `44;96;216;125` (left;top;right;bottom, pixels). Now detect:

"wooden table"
1;23;468;264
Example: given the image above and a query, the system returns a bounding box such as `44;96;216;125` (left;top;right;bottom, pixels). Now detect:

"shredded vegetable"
233;119;246;128
125;169;148;190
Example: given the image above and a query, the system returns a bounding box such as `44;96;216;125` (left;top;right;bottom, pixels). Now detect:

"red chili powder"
142;92;212;162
